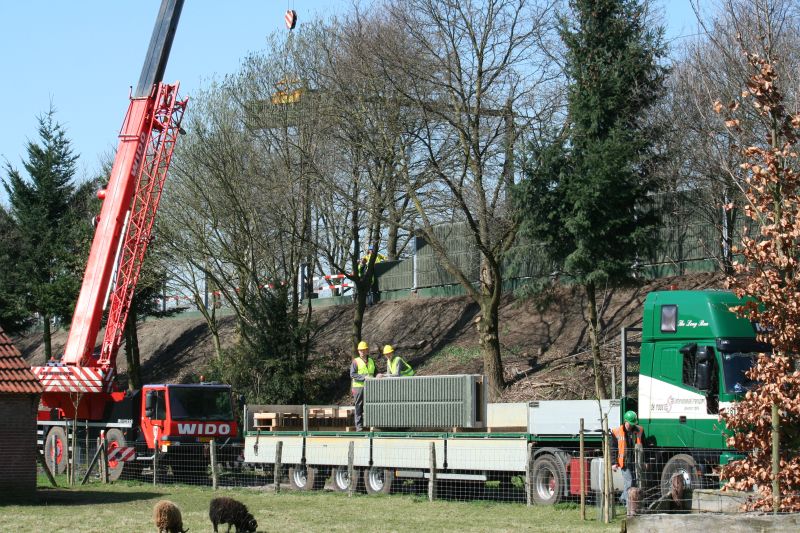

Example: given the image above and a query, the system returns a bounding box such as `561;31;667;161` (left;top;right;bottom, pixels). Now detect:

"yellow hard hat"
383;345;394;355
357;341;368;351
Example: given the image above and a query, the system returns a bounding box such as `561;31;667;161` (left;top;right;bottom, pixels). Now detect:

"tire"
104;428;127;482
288;464;325;490
531;455;565;505
364;467;394;495
332;465;361;492
44;426;68;475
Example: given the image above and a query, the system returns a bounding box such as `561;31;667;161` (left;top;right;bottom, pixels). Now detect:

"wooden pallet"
252;406;355;430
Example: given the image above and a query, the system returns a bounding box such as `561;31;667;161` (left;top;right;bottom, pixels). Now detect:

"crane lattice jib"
100;83;186;370
60;83;186;382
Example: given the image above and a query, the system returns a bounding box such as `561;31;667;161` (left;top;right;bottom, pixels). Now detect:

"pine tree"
0;206;30;333
516;0;667;398
2;108;82;358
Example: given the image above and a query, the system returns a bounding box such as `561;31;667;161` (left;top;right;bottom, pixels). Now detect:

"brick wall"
0;393;39;500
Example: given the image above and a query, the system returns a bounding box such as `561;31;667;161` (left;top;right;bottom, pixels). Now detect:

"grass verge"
1;481;623;532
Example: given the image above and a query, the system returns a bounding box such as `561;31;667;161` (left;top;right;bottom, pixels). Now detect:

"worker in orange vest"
611;410;644;506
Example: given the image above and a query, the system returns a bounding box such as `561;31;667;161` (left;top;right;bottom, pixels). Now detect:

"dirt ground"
17;272;725;402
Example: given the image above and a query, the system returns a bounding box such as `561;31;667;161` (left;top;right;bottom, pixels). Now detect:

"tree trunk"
586;281;609;399
352;279;369;353
42;313;52;361
387;217;399;261
477;260;505;401
124;307;142;390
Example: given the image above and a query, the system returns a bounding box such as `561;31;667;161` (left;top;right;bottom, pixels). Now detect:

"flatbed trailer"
243;400;623;504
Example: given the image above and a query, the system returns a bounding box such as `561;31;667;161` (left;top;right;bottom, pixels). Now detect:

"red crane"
33;0;186;418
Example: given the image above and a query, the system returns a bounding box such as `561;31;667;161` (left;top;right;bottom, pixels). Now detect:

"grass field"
0;481;623;532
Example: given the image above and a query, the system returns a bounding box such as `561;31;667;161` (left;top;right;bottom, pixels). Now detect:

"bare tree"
661;0;800;272
380;0;559;399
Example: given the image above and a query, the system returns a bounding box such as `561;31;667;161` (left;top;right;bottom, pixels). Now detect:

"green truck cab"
626;289;767;454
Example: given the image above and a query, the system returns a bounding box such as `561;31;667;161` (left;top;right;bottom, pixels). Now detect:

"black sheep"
209;497;258;533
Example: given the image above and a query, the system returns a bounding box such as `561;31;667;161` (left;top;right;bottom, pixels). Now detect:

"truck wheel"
364;467;394;495
332;465;361;492
660;453;699;500
105;428;127;482
44;426;68;474
531;455;564;505
288;464;324;490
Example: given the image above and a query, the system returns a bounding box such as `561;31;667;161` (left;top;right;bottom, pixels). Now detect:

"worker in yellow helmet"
350;340;375;431
379;344;415;378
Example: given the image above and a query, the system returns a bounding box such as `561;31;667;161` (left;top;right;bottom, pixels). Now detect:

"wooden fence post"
525;442;534;507
37;449;58;487
580;418;586;520
347;441;355;498
274;441;283;494
101;435;109;484
428;442;437;502
210;439;218;490
49;432;57;481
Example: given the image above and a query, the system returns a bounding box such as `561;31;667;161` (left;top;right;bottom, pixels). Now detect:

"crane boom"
34;0;186;396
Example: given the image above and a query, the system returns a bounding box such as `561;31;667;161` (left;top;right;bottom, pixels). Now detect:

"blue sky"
0;1;698;192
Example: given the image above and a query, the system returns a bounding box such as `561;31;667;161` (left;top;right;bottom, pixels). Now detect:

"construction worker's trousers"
352;387;365;431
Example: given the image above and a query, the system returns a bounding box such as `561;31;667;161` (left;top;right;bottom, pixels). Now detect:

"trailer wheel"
332;465;361;492
364;467;394;495
105;428;127;482
44;426;68;475
531;455;564;505
288;464;324;490
660;453;698;501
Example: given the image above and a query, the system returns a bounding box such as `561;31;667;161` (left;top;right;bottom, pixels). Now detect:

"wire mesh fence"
29;432;800;516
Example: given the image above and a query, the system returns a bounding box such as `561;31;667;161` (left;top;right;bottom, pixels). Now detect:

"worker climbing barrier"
32;438;800;515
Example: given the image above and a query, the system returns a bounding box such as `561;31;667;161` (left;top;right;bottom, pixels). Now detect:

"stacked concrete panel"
364;374;486;429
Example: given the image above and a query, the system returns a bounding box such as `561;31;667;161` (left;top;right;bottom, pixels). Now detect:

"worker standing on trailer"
611;410;644;506
379;345;415;377
350;341;376;431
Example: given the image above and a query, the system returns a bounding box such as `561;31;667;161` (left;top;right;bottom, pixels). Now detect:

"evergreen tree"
0;206;30;333
2;108;83;358
516;0;667;398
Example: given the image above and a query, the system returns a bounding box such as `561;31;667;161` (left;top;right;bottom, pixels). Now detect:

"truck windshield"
168;387;233;420
721;353;757;394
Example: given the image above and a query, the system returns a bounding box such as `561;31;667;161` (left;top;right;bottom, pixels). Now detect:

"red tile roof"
0;327;44;394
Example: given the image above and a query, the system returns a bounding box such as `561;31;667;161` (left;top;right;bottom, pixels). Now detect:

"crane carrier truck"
32;0;239;481
242;289;763;504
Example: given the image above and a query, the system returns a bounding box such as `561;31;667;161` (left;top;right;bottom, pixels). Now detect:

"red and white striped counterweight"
32;365;114;394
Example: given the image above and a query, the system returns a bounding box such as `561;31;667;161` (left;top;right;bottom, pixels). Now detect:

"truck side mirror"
238;394;246;410
145;391;156;418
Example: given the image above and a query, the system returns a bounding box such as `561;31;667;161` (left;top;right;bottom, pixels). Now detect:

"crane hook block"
285;9;297;30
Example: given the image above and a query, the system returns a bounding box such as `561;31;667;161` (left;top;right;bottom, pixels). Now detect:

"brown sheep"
153;500;189;533
209;497;257;533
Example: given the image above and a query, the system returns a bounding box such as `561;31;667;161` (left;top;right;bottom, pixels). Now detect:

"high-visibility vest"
352;357;376;388
611;425;643;468
388;356;415;377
